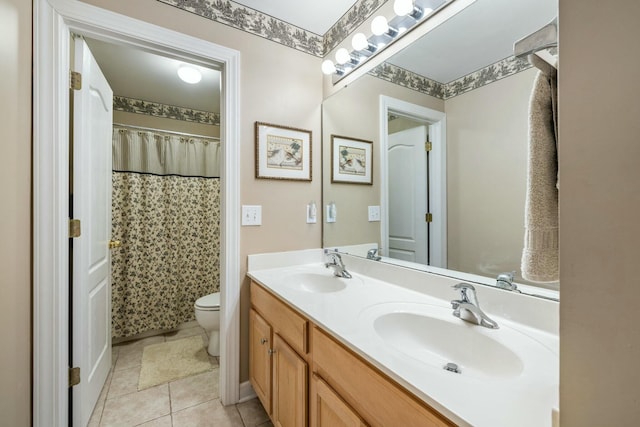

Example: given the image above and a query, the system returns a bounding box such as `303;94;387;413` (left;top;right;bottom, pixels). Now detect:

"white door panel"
72;38;113;427
388;126;428;265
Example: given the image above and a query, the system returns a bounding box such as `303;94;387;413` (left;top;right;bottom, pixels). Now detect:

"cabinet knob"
268;349;276;355
260;338;268;345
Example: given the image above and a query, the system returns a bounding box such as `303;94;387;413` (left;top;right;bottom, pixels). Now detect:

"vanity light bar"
322;0;451;82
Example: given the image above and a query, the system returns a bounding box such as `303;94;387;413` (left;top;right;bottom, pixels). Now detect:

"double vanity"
247;249;559;427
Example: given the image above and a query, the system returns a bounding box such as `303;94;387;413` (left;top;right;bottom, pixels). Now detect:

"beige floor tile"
164;326;206;342
101;384;170;426
114;348;143;371
237;398;270;427
172;399;244;427
169;369;220;412
108;366;141;399
116;335;165;355
136;415;172;426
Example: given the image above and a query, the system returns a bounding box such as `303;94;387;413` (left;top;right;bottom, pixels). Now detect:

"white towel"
521;63;559;283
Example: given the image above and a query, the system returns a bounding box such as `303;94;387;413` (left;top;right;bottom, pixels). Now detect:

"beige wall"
559;1;640;425
445;68;537;282
0;0;32;425
322;74;444;249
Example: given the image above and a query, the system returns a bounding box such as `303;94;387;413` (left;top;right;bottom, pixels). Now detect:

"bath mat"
138;335;212;390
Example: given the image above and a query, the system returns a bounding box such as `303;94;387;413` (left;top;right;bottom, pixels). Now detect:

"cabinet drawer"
251;282;308;355
312;327;454;427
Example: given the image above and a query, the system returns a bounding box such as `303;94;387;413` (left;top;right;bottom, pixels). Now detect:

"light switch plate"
242;205;262;226
368;205;381;222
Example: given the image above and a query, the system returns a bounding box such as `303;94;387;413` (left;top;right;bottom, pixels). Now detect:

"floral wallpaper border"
156;1;549;98
370;54;537;100
113;95;221;126
323;0;385;56
443;55;533;99
156;0;323;57
368;62;445;99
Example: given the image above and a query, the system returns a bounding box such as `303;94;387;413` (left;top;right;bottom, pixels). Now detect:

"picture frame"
331;135;373;185
255;121;312;181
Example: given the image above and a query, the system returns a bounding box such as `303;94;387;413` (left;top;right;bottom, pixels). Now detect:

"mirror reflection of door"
387;114;429;264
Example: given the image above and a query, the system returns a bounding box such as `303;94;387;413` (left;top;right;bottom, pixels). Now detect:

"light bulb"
321;59;337;75
371;16;389;36
351;33;369;51
393;0;414;16
177;65;202;84
335;48;351;65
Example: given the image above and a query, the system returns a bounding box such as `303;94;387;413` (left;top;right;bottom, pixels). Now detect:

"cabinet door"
250;309;272;414
273;333;308;427
310;374;368;427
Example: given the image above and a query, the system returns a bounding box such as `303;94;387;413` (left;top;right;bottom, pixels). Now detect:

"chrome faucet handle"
452;283;476;303
496;271;519;291
366;248;382;261
326;251;343;266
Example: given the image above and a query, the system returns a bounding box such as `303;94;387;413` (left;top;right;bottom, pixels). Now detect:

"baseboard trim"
238;381;257;403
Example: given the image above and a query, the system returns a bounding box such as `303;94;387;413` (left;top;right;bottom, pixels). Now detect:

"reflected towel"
521;65;559;283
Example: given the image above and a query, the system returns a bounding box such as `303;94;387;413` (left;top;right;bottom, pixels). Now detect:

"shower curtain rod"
113;123;221;141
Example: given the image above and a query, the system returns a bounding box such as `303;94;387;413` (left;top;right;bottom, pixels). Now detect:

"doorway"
379;96;448;268
33;1;240;425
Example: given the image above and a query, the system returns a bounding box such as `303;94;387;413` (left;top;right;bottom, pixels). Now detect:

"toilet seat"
195;292;220;311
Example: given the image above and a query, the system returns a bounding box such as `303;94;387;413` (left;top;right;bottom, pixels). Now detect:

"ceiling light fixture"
371;16;397;37
394;0;415;16
177;65;202;84
322;0;463;82
335;48;352;65
322;59;339;75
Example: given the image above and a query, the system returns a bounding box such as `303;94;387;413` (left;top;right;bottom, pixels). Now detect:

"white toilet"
194;292;221;356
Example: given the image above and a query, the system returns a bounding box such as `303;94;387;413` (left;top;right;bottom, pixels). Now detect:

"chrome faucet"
325;251;352;278
366;248;382;261
451;283;499;329
496;271;519;292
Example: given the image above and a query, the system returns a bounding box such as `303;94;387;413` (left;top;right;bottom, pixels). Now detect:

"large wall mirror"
322;0;558;298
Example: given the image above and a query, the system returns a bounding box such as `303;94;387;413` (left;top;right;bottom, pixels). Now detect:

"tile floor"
89;325;273;427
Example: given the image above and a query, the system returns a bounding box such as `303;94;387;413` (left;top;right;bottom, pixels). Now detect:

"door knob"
108;239;122;249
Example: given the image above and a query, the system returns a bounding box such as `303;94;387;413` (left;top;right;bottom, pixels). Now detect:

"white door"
388;125;429;264
72;38;113;427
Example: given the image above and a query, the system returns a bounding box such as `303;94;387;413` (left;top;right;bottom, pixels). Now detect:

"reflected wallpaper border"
370;55;535;100
113;95;221;126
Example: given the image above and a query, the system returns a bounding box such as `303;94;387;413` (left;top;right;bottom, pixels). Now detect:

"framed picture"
331;135;373;185
255;122;312;181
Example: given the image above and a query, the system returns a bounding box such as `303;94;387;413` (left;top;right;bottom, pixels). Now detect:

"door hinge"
69;219;81;238
70;71;82;90
69;367;81;387
425;141;432;152
425;213;433;223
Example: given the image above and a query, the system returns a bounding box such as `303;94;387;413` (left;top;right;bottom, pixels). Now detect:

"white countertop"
247;249;559;427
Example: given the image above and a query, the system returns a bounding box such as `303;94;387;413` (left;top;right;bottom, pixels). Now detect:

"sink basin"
361;303;556;381
374;311;523;379
282;272;356;293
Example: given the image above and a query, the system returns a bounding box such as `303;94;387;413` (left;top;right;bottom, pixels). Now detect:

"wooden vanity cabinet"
310;374;368;427
249;309;272;413
250;281;454;427
250;282;309;427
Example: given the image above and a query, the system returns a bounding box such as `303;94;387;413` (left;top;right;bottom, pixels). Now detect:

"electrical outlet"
242;205;262;226
368;205;381;222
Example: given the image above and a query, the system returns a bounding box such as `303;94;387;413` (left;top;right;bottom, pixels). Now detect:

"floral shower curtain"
111;127;221;339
